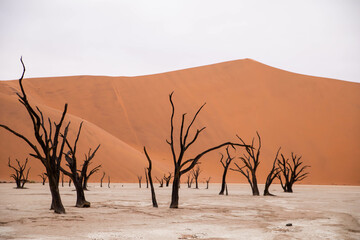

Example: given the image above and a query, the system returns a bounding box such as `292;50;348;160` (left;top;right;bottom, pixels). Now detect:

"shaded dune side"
0;92;166;182
0;59;359;184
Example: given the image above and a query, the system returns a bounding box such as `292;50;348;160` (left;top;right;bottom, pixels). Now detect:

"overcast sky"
0;0;359;82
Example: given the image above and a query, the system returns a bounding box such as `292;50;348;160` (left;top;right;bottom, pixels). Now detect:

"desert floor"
0;183;359;240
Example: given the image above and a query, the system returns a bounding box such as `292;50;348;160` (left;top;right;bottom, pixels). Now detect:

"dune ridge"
0;59;359;184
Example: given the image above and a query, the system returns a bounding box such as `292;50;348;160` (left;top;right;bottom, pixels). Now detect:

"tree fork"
164;92;251;208
230;132;261;196
219;146;235;195
264;147;281;196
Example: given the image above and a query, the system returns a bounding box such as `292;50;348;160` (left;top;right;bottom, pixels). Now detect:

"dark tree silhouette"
156;176;164;187
264;147;281;196
186;173;193;188
68;178;72;187
137;175;142;188
0;58;69;214
144;92;250;208
219;146;235;195
163;172;172;187
38;173;47;185
192;166;201;189
108;176;110;188
230;132;261;196
100;172;105;187
60;122;100;207
81;146;101;190
144;147;158;207
277;152;309;193
8;158;30;188
61;172;64;187
205;177;211;189
144;168;149;188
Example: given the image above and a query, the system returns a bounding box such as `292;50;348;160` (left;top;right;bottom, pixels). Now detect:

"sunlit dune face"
0;59;359;185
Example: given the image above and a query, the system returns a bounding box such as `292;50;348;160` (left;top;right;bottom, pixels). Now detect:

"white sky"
0;0;359;82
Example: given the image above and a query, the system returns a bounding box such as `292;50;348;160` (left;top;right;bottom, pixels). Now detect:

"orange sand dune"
0;59;359;184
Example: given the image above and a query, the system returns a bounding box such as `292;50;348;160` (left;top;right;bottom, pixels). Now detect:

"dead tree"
219;146;235;195
205;177;211;189
144;92;250;208
186;173;193;188
230;132;261;196
68;178;72;187
144;147;158;207
192;166;201;189
144;168;149;188
38;173;47;185
81;146;101;190
108;176;111;188
137;175;142;188
8;158;30;188
163;172;172;187
0;58;69;214
277;152;309;193
156;176;164;187
100;172;105;187
60;122;101;207
264;147;281;196
61;172;64;187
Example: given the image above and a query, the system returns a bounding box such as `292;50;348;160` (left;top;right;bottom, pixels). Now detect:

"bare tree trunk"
68;179;71;187
186;173;193;188
83;177;88;190
108;176;110;188
38;173;47;185
287;184;293;193
144;147;158;208
225;184;228;195
144;168;149;188
73;178;90;207
206;177;211;189
251;174;260;196
170;171;180;208
263;184;271;196
219;147;234;195
61;173;64;187
148;171;158;207
48;174;65;214
191;166;201;189
16;178;21;188
80;145;101;191
60;122;101;208
100;172;105;187
156;177;164;187
137;175;142;188
219;168;228;195
163;172;172;187
264;148;281;196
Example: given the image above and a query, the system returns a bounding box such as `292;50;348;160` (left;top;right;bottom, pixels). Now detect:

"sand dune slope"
0;59;359;184
0;91;165;182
